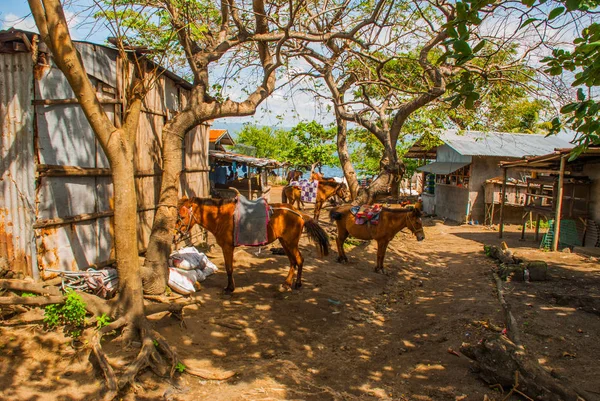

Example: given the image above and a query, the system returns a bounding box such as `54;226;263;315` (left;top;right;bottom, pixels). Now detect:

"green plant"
21;292;37;297
95;313;111;329
175;362;186;373
44;289;87;338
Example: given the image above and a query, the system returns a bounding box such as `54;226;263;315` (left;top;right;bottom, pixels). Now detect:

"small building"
209;150;283;201
498;147;600;252
0;29;209;279
406;130;571;223
209;129;235;151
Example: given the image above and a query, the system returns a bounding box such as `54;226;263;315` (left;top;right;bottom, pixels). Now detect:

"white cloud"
1;11;82;39
1;13;38;32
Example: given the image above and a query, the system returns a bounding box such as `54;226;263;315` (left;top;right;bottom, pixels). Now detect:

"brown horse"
174;197;330;293
329;205;425;273
282;181;349;220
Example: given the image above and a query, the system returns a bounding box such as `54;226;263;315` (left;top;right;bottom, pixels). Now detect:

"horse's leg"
222;244;235;293
289;237;304;289
375;239;390;274
336;226;349;263
278;239;296;289
314;201;322;220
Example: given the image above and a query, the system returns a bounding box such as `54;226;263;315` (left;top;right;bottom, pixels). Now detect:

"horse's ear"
177;197;189;209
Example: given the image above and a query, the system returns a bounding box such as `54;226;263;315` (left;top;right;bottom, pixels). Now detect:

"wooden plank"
37;164;112;177
499;168;507;238
34;211;114;229
33;98;121;105
552;156;567;252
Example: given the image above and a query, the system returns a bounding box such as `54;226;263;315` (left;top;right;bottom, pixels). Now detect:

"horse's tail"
281;187;288;204
301;215;330;257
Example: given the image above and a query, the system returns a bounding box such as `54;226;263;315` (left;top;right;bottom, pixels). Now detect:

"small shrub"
175;362;186;373
95;313;111;329
44;289;87;338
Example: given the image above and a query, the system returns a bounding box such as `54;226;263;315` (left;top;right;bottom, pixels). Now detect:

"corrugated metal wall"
1;41;209;278
0;52;36;277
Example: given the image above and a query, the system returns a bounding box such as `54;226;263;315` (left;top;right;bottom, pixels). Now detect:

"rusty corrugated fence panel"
0;52;37;278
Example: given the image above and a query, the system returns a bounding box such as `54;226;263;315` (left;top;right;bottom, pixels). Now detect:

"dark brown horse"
330;205;425;273
286;170;303;184
282;181;349;220
174;197;330;293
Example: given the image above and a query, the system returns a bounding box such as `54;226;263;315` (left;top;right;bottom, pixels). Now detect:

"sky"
0;1;334;128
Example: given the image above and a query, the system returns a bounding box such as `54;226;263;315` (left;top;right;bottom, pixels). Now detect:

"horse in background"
282;181;349;220
174;197;330;293
286;170;303;184
330;205;424;273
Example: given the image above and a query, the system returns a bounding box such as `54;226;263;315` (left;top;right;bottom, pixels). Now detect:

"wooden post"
552;156;567;251
499;167;507;238
248;165;252;200
534;214;542;241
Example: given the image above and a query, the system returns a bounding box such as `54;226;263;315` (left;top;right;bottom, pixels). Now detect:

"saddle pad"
299;180;318;203
234;196;270;246
351;204;382;225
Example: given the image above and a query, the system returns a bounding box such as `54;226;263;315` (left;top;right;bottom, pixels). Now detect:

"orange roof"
209;129;228;142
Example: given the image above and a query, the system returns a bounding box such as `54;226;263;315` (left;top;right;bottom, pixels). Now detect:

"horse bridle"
174;205;198;242
405;211;424;236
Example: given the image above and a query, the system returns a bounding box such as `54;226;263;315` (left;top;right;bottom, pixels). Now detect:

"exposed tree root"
458;270;591;401
0;278;233;399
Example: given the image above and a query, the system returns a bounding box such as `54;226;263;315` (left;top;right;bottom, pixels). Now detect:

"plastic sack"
168;268;198;295
170;247;210;270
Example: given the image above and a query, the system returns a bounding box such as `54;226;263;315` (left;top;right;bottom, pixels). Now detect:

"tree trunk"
336;114;359;199
141;113;194;295
355;136;405;205
109;144;145;322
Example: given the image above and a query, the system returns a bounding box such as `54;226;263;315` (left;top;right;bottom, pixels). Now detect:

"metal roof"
209;150;283;168
438;130;572;157
417;161;470;174
500;147;600;170
407;130;572;159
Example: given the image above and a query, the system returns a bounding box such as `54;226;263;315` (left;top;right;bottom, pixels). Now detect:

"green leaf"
560;102;580;113
519;18;538;30
453;40;471;55
548;6;565;20
522;0;536;6
472;40;486;53
565;0;581;11
577;88;586;101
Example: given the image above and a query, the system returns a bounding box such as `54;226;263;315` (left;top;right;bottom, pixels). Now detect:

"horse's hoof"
294;281;302;289
222;287;234;296
279;284;293;293
336;257;345;263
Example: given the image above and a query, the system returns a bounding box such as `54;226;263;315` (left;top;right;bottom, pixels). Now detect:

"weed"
44;288;87;338
153;339;159;347
175;362;186;373
95;313;111;329
21;292;37;297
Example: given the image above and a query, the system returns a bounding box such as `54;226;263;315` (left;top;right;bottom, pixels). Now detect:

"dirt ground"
1;186;600;401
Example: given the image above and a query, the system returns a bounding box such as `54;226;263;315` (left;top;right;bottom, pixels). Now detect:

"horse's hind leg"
336;226;349;263
221;244;235;294
375;239;390;274
277;239;295;290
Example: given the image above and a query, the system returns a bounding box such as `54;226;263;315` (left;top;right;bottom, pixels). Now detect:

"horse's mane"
320;180;345;188
178;197;236;209
382;206;421;217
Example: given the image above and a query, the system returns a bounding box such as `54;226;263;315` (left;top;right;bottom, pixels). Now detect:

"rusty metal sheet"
36;221;103;271
0;52;36;277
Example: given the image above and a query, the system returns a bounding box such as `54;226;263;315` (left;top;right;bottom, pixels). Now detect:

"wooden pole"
552;155;567;251
499;167;507;238
248;166;252;200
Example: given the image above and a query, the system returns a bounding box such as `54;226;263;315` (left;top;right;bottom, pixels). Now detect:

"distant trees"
234;122;339;169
